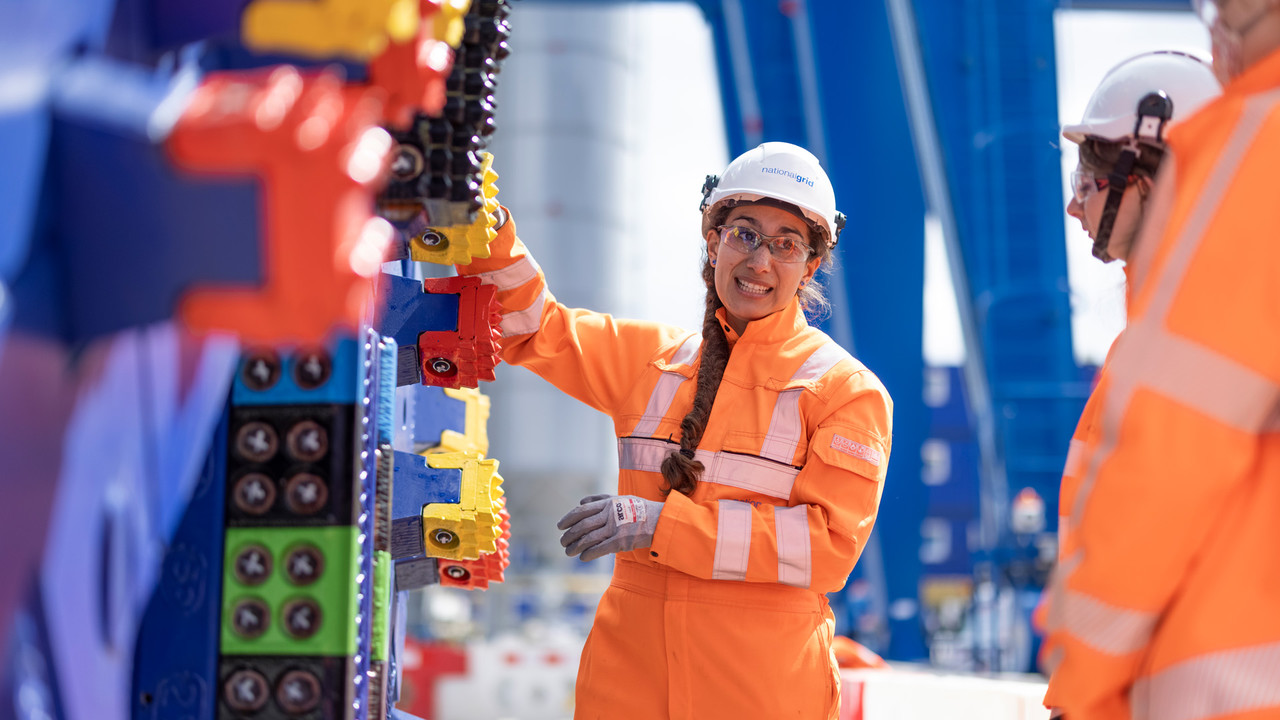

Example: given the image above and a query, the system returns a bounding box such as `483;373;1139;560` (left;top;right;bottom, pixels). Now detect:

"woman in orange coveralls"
1036;51;1219;716
456;142;892;719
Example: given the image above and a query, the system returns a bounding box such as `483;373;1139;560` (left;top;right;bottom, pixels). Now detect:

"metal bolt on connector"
284;545;324;586
284;473;329;516
275;669;322;714
286;420;328;463
223;669;270;712
433;529;456;547
233;473;277;515
241;351;281;391
281;599;323;640
233;545;273;586
390;145;425;182
429;358;454;375
230;598;270;639
235;421;279;463
444;565;470;581
419;231;445;247
292;350;331;390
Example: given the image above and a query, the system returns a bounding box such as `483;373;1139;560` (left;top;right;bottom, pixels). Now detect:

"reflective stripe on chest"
630;333;703;438
620;335;851;493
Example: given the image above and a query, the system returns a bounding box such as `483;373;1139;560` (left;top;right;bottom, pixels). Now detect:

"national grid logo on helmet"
761;165;815;187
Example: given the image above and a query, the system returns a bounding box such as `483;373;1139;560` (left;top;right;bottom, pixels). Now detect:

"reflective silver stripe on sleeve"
630;334;702;438
712;500;753;581
1063;438;1086;477
759;340;851;463
500;287;549;337
617;437;799;499
774;505;811;588
474;255;541;292
1131;642;1280;720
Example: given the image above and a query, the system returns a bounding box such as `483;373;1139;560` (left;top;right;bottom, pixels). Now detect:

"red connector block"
168;67;394;345
437;503;510;590
418;276;502;389
367;0;453;128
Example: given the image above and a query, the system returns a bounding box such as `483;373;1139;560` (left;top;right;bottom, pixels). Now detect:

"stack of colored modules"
217;335;392;720
387;381;509;593
377;0;512;258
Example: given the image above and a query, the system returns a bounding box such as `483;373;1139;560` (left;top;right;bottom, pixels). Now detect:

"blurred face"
1066;164;1148;263
705;204;821;335
1200;0;1280;82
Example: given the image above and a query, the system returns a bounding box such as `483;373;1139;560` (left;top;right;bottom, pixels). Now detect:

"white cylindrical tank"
479;2;727;630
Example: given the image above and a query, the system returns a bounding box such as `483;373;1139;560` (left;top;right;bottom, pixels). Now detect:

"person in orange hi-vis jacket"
1032;51;1220;716
1044;1;1280;718
457;142;892;720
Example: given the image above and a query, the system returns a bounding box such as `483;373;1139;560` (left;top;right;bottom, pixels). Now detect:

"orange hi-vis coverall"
1045;46;1280;720
459;212;893;719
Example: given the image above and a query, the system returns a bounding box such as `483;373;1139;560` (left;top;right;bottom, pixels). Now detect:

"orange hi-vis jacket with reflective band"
1045;47;1280;720
459;212;893;720
1038;336;1118;710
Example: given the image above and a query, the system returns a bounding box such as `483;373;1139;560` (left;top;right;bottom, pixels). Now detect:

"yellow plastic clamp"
408;164;501;265
434;387;491;455
420;451;504;560
432;0;472;48
242;0;419;60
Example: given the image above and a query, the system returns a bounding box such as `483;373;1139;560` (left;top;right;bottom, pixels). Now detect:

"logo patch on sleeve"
830;434;882;467
613;497;646;526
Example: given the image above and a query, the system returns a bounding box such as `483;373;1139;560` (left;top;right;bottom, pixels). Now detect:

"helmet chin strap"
1091;91;1174;262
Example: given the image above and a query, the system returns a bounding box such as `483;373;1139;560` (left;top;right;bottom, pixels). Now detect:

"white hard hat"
1062;50;1221;144
701;142;843;245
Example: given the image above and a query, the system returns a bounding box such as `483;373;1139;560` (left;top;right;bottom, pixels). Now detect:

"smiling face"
706;203;822;335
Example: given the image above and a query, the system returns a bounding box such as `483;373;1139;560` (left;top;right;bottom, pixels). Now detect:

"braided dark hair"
660;254;730;496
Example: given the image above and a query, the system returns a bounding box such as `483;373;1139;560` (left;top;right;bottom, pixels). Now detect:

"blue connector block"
411;385;465;451
373;273;459;351
390;451;461;562
231;337;361;406
392;451;461;514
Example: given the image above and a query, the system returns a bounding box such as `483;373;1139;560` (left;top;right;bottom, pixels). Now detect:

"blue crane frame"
524;0;1195;660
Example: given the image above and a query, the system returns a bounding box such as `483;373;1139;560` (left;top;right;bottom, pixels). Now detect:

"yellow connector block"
432;0;472;48
421;451;505;560
436;387;491;455
409;152;502;265
242;0;418;60
480;152;501;215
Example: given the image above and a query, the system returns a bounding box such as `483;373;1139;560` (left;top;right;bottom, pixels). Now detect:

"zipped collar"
714;296;809;347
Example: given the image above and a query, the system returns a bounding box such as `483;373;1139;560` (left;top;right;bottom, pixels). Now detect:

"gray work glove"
557;494;663;562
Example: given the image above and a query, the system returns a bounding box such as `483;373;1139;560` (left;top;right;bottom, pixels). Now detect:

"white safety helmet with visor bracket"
1063;51;1221;261
699;142;846;249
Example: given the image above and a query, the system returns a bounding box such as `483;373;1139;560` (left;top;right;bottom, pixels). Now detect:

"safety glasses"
716;224;813;263
1069;170;1136;204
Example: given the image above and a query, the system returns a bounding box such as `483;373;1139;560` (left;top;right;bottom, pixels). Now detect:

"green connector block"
222;526;360;656
372;549;392;662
